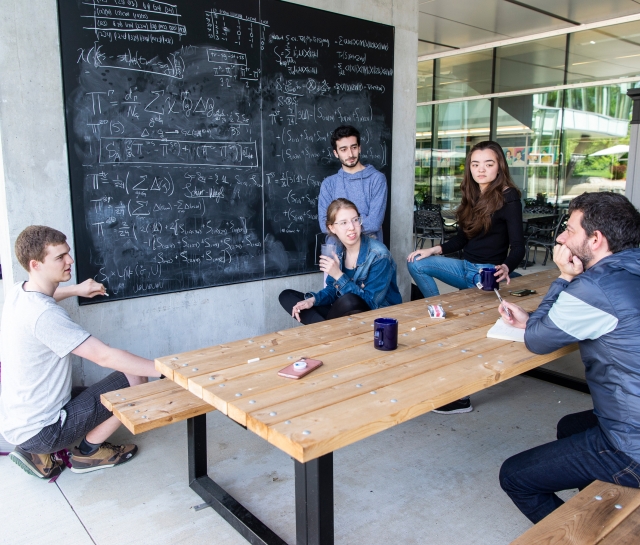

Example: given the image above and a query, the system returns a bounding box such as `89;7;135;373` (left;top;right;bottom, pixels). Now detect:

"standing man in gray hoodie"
318;125;388;242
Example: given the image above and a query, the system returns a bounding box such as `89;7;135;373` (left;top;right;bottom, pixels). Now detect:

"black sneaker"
9;446;64;479
432;397;473;414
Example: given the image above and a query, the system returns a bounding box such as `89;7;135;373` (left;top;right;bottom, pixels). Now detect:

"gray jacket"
525;248;640;462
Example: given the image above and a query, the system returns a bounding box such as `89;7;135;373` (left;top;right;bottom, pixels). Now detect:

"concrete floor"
0;254;593;545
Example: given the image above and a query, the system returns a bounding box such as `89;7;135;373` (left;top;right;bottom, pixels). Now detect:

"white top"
0;282;90;445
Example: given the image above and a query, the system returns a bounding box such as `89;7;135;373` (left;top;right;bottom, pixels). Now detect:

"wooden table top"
156;273;577;463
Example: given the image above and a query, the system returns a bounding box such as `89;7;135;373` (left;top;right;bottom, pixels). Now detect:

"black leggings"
279;289;371;325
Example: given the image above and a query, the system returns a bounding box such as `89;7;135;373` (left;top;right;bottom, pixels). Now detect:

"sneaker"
70;442;138;474
9;447;64;479
432;397;473;414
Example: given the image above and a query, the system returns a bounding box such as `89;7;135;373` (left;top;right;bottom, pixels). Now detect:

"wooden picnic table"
156;273;577;545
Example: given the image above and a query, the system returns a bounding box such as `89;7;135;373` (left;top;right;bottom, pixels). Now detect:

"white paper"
487;318;525;342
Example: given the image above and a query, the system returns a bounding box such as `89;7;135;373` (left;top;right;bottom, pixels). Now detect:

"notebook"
487;318;525;342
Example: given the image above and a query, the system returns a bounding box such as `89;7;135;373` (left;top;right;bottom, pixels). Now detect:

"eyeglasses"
332;216;363;228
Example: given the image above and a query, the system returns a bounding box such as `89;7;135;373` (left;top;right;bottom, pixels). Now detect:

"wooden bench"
101;379;214;434
511;480;640;544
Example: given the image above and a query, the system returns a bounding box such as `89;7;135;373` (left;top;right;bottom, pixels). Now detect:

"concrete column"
626;88;640;210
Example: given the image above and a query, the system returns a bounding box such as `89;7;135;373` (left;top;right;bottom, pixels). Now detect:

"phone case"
278;358;323;379
512;289;536;297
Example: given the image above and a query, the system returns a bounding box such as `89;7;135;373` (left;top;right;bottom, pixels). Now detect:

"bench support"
187;415;287;545
295;454;334;545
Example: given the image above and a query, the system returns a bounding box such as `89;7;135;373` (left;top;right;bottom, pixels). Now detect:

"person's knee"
126;374;147;387
407;259;423;277
279;289;293;306
556;415;571;440
499;455;520;493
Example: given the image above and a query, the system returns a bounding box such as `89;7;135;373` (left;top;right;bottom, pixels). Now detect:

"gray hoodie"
318;164;388;242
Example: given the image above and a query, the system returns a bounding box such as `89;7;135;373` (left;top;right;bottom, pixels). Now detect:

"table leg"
187;415;287;545
295;453;334;545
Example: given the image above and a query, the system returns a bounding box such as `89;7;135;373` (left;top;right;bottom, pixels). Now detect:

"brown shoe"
9;447;64;479
70;442;138;473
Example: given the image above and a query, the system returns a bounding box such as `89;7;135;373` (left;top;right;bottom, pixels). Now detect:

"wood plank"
244;336;515;439
155;272;554;378
598;504;640;545
510;480;640;545
194;311;513;420
101;378;178;411
101;383;213;435
154;273;569;461
264;343;576;462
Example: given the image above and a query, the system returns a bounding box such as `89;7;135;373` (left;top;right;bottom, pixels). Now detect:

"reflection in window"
418;60;434;104
567;20;640;84
494;94;560;205
417;100;491;208
435;51;493;101
495;36;567;94
559;83;638;206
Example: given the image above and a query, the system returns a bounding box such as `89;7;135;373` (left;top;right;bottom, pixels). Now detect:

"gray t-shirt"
0;282;90;445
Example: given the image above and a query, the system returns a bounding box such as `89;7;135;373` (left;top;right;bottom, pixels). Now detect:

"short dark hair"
568;192;640;253
15;225;67;271
331;125;360;150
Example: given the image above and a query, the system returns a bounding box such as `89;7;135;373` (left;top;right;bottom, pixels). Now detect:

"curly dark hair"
457;141;520;239
568;192;640;253
330;125;360;150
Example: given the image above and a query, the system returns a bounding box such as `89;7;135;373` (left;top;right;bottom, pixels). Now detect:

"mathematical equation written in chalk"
57;0;394;303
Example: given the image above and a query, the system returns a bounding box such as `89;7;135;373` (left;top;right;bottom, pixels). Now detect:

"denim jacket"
307;236;402;310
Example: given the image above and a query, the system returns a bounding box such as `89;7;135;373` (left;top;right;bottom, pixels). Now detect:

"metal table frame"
187;414;334;545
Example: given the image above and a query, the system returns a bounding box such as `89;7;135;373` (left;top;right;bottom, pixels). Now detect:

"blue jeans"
499;410;640;523
408;256;520;297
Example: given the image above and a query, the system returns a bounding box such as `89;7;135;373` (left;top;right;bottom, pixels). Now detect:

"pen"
494;288;512;319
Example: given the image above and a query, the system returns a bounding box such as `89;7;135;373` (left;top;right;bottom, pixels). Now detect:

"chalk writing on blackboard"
57;0;394;303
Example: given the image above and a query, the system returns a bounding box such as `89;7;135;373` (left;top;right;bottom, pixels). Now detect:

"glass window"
435;51;493;101
415;105;433;208
567;20;640;84
494;93;561;205
495;36;567;94
559;82;638;206
431;100;491;208
417;60;434;104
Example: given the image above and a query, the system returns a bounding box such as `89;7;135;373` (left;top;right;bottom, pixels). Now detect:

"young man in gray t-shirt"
0;226;160;479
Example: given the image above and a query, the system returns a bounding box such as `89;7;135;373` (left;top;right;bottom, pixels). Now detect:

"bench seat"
101;379;213;434
511;480;640;545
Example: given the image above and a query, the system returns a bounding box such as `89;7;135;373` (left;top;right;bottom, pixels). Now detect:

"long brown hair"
457;141;520;238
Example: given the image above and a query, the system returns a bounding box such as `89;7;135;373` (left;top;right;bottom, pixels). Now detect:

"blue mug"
477;267;498;291
374;318;398;351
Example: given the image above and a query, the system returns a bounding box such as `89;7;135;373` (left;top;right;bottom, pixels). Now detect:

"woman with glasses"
406;141;525;414
279;198;401;324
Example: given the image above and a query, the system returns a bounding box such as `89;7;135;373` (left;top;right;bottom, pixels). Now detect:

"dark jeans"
279;289;370;325
499;409;640;523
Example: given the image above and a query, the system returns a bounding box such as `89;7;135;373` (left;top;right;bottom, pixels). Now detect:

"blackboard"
57;0;394;303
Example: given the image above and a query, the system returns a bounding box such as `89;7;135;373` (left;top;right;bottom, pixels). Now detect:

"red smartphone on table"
278;358;323;379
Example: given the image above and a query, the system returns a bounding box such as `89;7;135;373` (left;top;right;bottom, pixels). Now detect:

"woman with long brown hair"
407;141;525;413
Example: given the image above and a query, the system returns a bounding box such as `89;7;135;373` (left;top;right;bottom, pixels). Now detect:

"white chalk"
247;357;260;363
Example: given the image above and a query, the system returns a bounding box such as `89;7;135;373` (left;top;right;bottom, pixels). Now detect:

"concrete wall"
0;0;417;384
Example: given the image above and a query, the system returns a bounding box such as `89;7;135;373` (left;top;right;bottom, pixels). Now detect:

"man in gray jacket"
497;191;640;523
